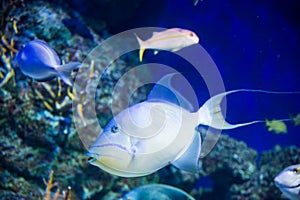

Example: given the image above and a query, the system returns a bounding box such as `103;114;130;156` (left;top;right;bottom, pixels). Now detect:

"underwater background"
0;0;299;199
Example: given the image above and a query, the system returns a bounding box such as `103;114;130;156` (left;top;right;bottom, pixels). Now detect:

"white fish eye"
111;125;119;133
189;33;194;37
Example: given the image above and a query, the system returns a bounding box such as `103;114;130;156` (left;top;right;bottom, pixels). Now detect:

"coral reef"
43;170;72;200
192;135;257;199
229;145;300;200
65;0;144;33
170;135;300;200
0;0;299;200
0;0;146;199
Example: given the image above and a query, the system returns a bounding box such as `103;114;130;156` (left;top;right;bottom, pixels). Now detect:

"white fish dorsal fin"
171;132;201;173
147;73;194;111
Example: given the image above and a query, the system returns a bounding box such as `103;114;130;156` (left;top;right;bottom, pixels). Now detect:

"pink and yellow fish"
135;28;199;62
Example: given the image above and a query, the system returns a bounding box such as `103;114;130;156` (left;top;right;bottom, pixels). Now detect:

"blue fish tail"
56;62;81;86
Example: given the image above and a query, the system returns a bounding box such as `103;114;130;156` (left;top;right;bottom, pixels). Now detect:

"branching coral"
1;0;19;36
44;170;72;200
34;78;74;115
0;0;20;52
0;0;22;87
0;49;15;87
14;78;76;148
0;1;149;198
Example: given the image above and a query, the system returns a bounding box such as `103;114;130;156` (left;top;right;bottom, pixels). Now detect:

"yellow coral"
34;78;73;113
44;170;72;200
0;48;15;87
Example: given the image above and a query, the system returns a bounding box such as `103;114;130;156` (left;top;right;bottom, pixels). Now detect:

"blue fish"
122;184;195;200
16;40;81;86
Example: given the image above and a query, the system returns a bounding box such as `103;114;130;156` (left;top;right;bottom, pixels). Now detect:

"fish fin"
197;126;222;158
196;89;264;129
196;89;300;129
280;193;290;199
171;132;201;173
152;31;161;36
154;50;159;55
55;62;81;86
35;75;56;82
171;48;181;52
139;48;145;62
147;73;194;111
135;33;146;62
194;0;199;6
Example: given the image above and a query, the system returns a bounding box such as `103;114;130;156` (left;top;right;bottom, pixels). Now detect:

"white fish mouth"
87;152;123;161
87;143;132;159
275;181;300;189
87;156;97;163
89;143;129;151
86;151;131;164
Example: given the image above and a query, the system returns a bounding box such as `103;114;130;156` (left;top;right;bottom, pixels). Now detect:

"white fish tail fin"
56;62;81;86
135;33;146;62
195;89;291;130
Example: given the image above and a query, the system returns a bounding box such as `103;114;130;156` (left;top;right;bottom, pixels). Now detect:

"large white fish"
87;74;299;177
274;164;300;200
17;40;81;86
135;28;199;62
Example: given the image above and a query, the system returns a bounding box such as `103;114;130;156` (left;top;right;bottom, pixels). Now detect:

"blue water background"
114;0;300;152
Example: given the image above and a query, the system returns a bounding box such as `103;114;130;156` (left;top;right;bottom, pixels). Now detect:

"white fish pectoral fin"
55;62;81;86
197;126;221;158
171;132;201;173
